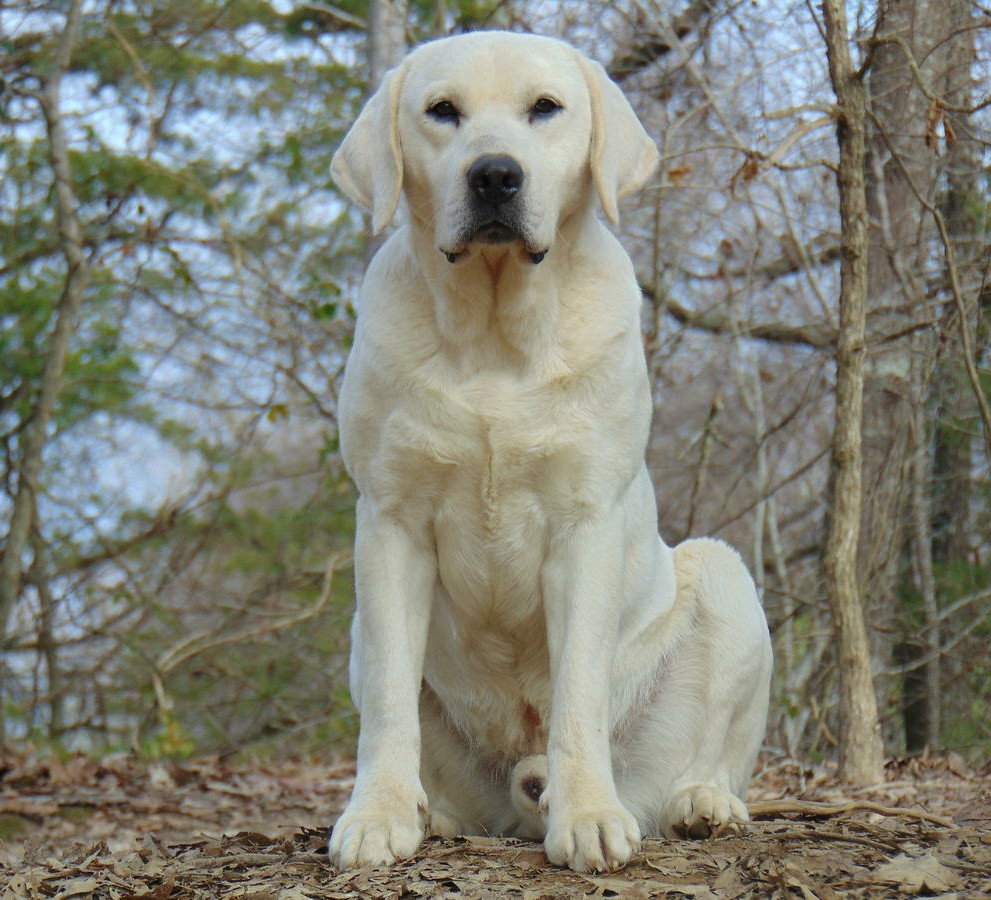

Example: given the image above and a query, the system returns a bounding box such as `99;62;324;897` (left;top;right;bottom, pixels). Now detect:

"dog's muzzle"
441;154;547;265
465;154;527;248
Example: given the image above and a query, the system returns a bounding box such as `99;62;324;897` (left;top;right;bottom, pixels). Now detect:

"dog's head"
331;31;659;264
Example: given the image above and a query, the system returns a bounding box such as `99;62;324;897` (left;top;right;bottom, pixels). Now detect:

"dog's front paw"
329;792;428;869
661;783;748;839
544;803;641;873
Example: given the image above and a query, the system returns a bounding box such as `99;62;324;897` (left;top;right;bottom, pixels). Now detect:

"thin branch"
155;549;352;676
609;0;720;80
866;33;991;114
300;1;367;31
645;285;837;349
711;445;830;535
749;798;954;828
681;241;841;285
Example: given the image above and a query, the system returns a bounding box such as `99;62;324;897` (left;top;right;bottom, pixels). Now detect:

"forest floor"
0;750;988;898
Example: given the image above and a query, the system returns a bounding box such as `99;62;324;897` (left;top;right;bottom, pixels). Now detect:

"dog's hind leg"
613;538;772;840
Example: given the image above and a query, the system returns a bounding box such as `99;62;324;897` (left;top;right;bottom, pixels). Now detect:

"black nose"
467;154;523;206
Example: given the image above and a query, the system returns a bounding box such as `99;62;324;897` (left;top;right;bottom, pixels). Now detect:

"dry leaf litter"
1;751;988;898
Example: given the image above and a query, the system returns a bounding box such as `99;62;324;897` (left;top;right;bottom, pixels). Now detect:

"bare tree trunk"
432;0;447;34
363;0;408;264
0;0;87;745
30;533;64;739
909;377;939;748
368;0;408;90
860;0;946;751
927;0;986;744
932;0;982;560
865;0;981;753
820;0;885;786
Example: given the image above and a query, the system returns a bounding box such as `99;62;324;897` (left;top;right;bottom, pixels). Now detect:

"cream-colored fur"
328;31;772;874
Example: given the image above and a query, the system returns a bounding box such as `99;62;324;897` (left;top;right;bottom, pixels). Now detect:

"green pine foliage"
1;0;367;755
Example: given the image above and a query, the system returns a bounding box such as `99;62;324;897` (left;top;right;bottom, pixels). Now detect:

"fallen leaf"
463;835;505;850
712;863;740;890
587;876;711;898
873;853;960;894
584;877;651;898
5;875;43;900
51;877;99;900
953;794;991;828
509;847;548;868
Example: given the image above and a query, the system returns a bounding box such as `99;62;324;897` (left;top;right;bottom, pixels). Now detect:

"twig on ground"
748;798;954;827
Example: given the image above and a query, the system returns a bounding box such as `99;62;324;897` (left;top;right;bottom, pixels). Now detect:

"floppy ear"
331;64;406;234
578;56;660;225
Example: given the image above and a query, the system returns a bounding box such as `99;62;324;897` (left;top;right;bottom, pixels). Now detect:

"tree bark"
925;0;986;745
932;0;982;564
858;0;944;747
30;531;64;740
363;0;408;263
368;0;408;90
908;388;938;749
0;0;88;659
820;0;885;786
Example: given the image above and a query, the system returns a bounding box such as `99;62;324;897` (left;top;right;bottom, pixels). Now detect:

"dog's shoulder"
350;228;438;361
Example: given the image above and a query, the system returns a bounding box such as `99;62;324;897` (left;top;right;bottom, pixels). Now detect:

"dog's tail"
510;755;548;838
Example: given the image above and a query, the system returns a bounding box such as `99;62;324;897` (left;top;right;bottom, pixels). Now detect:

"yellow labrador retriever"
329;30;772;873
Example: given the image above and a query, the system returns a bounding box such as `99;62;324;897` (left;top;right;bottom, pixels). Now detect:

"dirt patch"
1;752;988;898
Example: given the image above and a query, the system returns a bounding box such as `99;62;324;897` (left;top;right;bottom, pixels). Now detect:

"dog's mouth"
473;221;519;245
441;220;547;265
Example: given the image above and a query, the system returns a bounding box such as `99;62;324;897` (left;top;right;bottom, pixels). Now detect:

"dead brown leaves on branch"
925;98;956;153
1;752;989;898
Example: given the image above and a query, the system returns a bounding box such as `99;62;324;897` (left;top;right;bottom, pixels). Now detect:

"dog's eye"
427;100;461;124
530;97;562;120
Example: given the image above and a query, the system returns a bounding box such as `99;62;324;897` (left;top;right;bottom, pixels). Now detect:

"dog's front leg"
329;500;435;869
541;510;641;873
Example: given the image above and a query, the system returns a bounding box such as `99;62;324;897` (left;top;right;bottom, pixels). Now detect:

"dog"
328;30;773;874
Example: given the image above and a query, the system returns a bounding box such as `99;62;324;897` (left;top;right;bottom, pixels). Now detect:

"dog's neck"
408;207;595;371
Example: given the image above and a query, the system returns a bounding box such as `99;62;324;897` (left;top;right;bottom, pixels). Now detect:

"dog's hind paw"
660;783;748;839
510;756;548;815
510;755;549;839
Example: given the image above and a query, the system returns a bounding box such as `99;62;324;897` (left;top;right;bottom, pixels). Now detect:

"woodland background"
1;0;989;780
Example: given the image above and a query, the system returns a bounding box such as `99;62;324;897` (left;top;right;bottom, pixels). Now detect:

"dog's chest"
379;367;593;609
382;366;591;517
